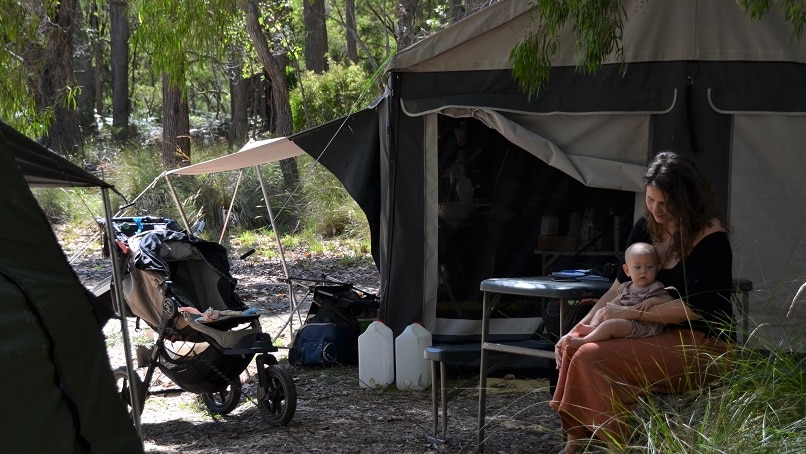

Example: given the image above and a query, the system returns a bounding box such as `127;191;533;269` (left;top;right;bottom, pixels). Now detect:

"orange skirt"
549;329;730;443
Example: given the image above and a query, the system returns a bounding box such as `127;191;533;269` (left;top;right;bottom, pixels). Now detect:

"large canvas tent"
159;0;806;349
297;0;806;348
0;121;143;451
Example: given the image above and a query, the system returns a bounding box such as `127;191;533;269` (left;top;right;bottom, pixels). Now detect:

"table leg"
477;291;498;452
560;298;568;336
431;359;439;438
440;362;448;440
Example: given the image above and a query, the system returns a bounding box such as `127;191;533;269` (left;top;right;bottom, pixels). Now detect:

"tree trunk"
450;0;465;23
345;0;358;63
229;59;249;147
93;2;104;124
396;0;418;49
240;0;298;188
40;0;82;155
161;72;191;169
75;0;97;140
110;0;131;142
303;0;328;73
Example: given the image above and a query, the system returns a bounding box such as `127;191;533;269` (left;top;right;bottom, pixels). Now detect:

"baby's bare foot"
575;324;594;336
566;337;586;348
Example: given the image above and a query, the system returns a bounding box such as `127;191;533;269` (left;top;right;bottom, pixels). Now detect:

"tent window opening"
435;116;634;321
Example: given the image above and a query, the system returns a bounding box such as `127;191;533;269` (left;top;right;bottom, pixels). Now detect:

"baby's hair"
625;242;658;263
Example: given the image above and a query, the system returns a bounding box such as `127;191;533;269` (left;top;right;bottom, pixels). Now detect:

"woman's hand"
554;334;568;368
597;301;638;322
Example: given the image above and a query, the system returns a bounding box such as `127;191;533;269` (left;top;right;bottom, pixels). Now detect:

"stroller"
103;216;296;426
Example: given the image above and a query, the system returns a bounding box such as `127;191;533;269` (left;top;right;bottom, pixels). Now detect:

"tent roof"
387;0;806;73
1;121;112;188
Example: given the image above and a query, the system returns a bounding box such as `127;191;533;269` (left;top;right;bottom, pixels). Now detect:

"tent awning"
166;137;305;175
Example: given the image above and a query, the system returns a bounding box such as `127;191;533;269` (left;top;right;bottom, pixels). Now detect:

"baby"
566;242;671;348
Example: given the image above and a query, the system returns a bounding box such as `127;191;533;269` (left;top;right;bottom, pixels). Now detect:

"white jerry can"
358;320;394;388
394;322;432;391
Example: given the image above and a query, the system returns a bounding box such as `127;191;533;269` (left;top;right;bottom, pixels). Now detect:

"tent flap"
1;122;112;188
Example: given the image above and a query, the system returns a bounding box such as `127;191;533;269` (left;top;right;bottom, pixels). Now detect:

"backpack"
288;284;378;367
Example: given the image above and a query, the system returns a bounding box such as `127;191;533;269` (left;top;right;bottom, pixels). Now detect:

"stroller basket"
157;340;253;394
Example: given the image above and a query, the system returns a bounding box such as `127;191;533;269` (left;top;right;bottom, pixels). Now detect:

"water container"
358;320;394;389
395;323;432;391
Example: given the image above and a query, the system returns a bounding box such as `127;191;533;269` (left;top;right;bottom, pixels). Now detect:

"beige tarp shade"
166;137;305;176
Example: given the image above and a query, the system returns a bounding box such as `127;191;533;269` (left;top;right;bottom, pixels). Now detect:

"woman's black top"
616;218;735;342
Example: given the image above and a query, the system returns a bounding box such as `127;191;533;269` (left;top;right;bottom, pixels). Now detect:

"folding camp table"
475;276;612;451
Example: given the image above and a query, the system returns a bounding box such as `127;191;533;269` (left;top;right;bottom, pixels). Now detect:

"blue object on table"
550;269;588;278
578;274;611;282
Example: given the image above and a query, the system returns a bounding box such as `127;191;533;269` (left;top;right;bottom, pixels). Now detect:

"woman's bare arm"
600;298;700;324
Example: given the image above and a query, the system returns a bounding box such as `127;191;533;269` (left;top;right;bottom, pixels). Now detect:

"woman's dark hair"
642;151;726;260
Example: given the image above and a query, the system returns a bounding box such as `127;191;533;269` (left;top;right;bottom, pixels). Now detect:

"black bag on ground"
288;322;354;366
288;284;379;367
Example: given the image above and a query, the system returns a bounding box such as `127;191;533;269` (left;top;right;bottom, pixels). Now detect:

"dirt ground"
64;227;565;454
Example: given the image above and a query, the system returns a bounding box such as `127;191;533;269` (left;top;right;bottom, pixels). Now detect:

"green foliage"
32;187;102;224
105;145;177;218
631;348;806;453
511;0;626;97
740;0;806;39
512;0;806;97
322;0;397;71
296;154;370;241
290;60;380;131
231;227;280;259
132;0;235;86
0;0;56;136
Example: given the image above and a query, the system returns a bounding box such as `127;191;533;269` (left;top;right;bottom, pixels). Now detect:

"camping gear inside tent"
277;0;806;349
0;121;143;451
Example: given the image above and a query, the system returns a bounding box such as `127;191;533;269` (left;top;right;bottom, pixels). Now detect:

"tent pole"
254;166;298;338
163;173;192;233
102;187;143;437
219;170;244;244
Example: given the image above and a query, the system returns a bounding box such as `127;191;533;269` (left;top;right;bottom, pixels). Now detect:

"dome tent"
0;120;143;452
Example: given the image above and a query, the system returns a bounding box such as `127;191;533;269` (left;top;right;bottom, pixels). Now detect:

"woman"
550;151;735;453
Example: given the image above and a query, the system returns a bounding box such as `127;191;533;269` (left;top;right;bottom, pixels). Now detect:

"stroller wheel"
200;383;242;415
257;365;297;426
114;366;146;418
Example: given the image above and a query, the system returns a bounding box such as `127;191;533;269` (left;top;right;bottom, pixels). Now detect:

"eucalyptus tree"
132;0;238;168
73;0;99;138
303;0;328;73
239;0;299;187
345;0;358;63
0;0;83;152
110;0;131;142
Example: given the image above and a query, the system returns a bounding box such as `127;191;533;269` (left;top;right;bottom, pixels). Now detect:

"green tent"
0;121;143;453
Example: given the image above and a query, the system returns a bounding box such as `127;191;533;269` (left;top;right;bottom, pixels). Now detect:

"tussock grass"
629;348;806;453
